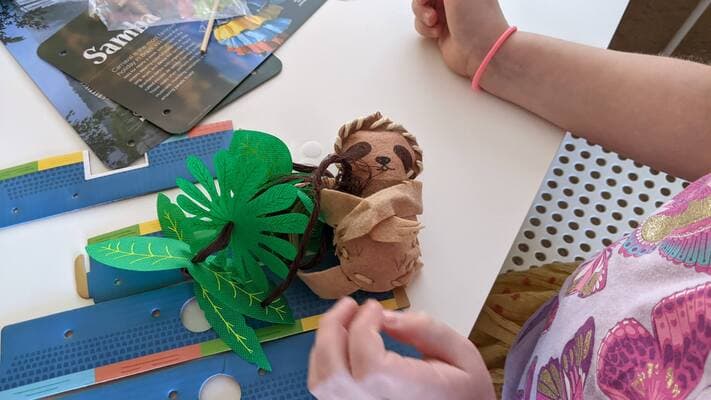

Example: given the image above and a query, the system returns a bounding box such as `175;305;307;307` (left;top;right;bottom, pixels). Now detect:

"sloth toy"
296;112;425;299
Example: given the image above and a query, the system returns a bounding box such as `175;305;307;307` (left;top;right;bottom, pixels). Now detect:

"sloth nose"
376;156;391;166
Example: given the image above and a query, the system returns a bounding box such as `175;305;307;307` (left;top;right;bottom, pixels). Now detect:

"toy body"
298;112;424;299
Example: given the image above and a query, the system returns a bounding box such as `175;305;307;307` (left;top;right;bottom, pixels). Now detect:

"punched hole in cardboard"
199;374;241;400
180;297;211;333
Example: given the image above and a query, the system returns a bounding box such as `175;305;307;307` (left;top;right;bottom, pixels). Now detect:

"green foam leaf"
257;213;309;234
157;194;187;241
296;189;315;214
186;156;219;199
229;130;293;180
86;237;192;271
176;177;212;209
176;194;211;219
257;234;297;260
194;283;271;371
250;246;290;279
189;263;293;324
247;184;298;216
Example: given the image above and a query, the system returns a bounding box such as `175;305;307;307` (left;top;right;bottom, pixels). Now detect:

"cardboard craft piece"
298;112;425;299
77;217;338;304
0;121;233;229
76;220;187;303
0;280;409;399
80;130;319;370
0;1;279;169
83;130;320;370
60;332;419;400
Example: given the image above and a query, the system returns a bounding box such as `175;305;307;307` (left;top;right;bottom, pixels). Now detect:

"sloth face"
340;130;417;184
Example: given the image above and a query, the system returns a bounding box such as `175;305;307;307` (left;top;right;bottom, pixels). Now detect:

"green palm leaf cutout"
157;194;187;241
229;130;293;181
179;216;222;253
194;283;271;371
188;263;293;324
257;213;309;234
230;160;269;204
238;246;271;292
186;156;219;200
251;246;290;279
296;189;315;214
86;237;192;271
257;234;297;260
246;184;299;216
214;151;236;207
176;194;212;219
176;177;212;209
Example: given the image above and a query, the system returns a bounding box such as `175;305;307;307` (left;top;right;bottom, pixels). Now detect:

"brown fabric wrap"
298;181;424;299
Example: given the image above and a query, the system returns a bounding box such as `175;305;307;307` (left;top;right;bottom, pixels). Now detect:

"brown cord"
191;222;234;263
189;156;363;307
261;155;356;306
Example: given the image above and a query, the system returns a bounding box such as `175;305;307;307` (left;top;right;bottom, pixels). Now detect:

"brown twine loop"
191;222;234;264
189;154;365;308
260;153;371;307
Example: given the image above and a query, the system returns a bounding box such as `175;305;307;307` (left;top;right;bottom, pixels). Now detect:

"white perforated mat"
501;133;689;272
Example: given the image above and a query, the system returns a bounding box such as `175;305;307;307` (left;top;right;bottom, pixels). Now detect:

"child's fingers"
382;310;477;371
422;8;438;27
415;19;440;39
308;297;359;391
412;0;437;25
347;300;388;381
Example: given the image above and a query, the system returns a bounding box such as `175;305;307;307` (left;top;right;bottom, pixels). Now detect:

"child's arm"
413;0;711;181
485;33;711;181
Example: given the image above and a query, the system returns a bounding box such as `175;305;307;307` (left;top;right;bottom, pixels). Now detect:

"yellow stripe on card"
37;152;83;171
299;298;402;332
300;315;322;331
139;220;162;235
381;298;399;311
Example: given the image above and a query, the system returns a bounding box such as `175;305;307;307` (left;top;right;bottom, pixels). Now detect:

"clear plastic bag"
88;0;252;31
13;0;84;12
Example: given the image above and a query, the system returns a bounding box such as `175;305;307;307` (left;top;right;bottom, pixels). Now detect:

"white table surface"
0;0;628;337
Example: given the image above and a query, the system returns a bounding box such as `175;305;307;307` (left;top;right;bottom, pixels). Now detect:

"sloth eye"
394;145;413;171
343;142;372;160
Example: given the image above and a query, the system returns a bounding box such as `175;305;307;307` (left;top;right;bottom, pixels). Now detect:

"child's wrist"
464;26;511;79
471;26;518;90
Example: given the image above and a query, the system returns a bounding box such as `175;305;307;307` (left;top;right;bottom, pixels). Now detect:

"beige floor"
610;0;710;63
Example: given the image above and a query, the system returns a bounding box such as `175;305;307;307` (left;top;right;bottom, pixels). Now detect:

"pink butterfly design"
567;246;614;298
597;282;711;399
619;174;711;273
536;317;595;400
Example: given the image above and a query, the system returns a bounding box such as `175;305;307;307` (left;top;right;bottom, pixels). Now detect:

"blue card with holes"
0;278;411;399
60;332;418;400
0;121;233;229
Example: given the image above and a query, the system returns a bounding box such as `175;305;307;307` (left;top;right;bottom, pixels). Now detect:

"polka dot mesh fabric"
502;133;688;272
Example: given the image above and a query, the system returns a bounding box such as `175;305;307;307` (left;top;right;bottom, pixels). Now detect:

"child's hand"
412;0;509;77
307;298;495;400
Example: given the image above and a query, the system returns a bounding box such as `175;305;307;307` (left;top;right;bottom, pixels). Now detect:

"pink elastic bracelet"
471;26;518;91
